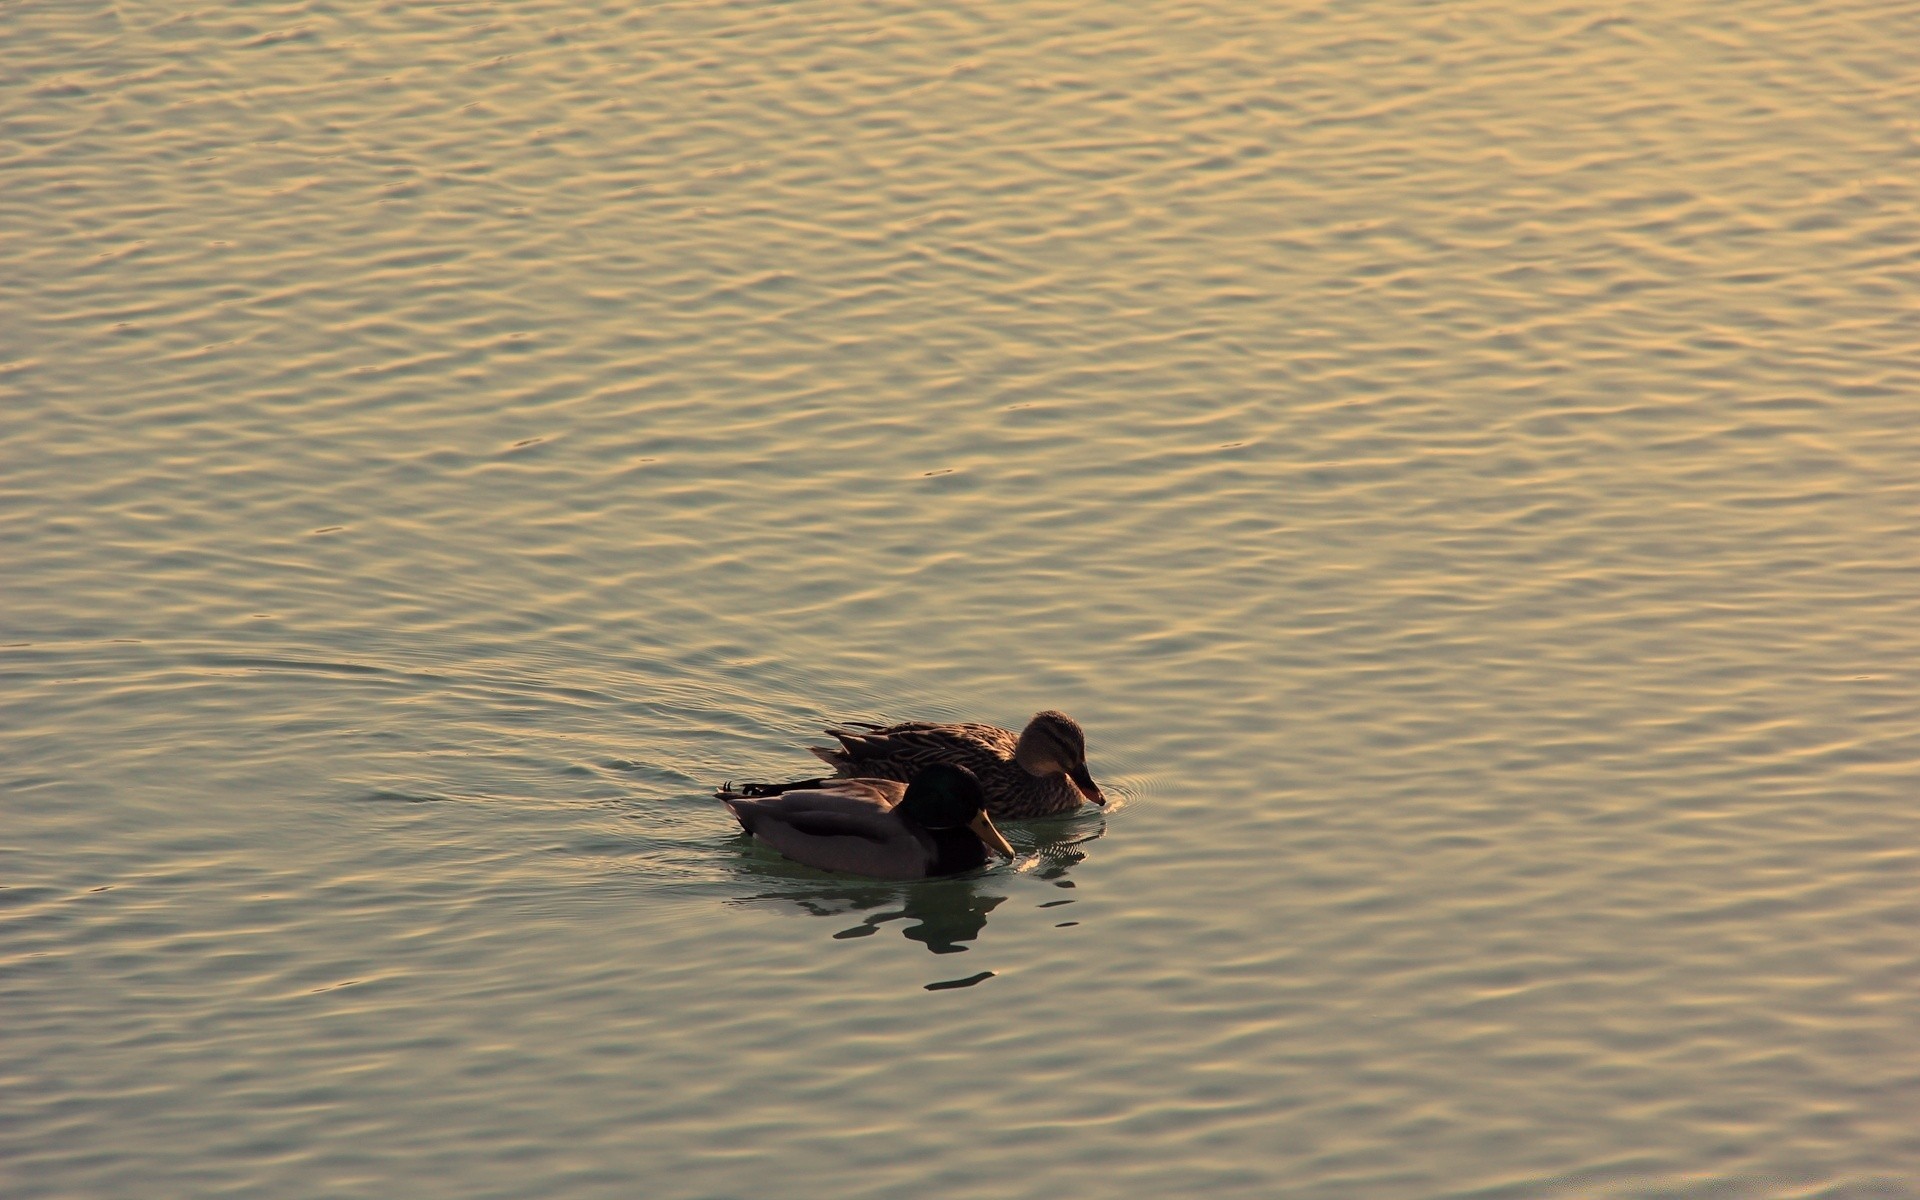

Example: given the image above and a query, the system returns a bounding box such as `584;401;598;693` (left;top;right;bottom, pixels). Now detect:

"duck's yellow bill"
970;811;1015;859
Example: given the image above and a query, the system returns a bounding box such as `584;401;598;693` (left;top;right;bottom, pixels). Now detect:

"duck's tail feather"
809;743;850;768
719;776;831;800
717;794;753;833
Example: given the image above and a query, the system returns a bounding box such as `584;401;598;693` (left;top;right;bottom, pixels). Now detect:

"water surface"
5;1;1919;1196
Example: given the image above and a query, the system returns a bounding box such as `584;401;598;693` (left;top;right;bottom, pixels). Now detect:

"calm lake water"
5;1;1919;1196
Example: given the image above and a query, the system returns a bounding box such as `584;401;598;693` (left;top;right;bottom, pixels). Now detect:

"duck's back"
812;720;1017;782
723;779;939;879
809;719;1083;818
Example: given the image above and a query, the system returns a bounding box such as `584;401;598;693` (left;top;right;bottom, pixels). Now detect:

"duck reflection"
831;880;1006;954
725;818;1103;954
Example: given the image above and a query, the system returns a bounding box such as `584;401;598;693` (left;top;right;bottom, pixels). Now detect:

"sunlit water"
5;1;1919;1196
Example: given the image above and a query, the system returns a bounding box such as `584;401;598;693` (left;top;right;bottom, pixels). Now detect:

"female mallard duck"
796;710;1105;820
718;763;1015;880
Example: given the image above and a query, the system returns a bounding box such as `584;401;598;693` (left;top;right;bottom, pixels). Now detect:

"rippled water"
6;1;1919;1196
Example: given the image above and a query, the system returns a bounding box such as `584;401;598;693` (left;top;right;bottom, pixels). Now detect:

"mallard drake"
718;763;1015;880
800;710;1105;820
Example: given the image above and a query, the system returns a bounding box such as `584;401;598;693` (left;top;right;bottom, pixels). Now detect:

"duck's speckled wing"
811;720;1018;781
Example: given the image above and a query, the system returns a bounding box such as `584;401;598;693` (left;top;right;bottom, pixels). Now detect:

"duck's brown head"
1012;710;1105;805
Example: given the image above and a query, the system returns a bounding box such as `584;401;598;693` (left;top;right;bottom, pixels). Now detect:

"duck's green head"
899;763;1015;859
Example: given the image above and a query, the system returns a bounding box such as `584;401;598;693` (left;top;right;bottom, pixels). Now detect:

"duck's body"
719;766;1013;881
804;710;1105;820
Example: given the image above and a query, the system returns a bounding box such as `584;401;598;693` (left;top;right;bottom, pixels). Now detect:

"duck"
795;709;1106;820
717;762;1015;880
